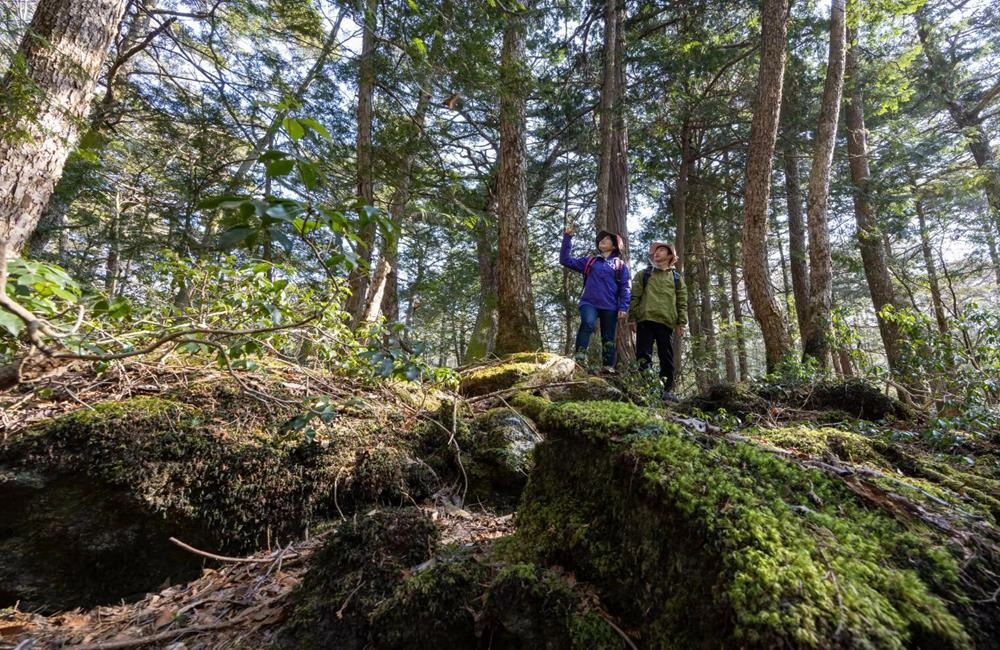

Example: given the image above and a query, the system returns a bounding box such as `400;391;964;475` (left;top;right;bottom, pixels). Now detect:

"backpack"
641;266;681;292
583;255;625;288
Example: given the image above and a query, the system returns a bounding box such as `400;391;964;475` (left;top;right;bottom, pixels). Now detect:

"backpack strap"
641;267;682;293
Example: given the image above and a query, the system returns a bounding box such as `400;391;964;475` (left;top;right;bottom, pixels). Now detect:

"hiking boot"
601;366;618;375
660;390;680;403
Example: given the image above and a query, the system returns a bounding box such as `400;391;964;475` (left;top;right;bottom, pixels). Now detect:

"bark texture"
741;0;793;372
844;32;903;374
493;10;542;356
346;0;378;325
0;0;131;252
802;0;846;366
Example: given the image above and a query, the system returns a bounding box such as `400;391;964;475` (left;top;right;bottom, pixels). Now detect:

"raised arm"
560;231;588;273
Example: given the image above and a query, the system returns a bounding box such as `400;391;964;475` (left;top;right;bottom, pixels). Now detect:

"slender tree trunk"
783;143;809;342
594;0;633;364
0;0;132;252
741;0;793;372
914;194;948;334
105;191;122;296
844;30;904;374
378;69;434;323
695;201;718;384
729;233;749;381
595;0;617;229
672;121;692;379
717;272;737;382
802;0;846;367
346;0;378;325
494;9;542;356
465;175;500;363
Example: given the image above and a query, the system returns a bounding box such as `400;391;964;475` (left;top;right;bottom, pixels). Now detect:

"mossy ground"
1;382;441;553
513;398;996;649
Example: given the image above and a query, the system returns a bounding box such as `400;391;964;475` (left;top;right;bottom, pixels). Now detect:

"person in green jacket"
628;241;687;402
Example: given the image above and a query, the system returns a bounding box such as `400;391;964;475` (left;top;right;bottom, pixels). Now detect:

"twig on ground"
169;537;298;564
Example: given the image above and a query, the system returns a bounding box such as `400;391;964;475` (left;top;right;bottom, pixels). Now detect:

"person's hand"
675;325;685;337
629;321;637;333
564;225;574;236
618;310;628;321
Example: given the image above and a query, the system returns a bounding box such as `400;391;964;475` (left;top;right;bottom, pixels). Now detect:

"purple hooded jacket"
560;231;631;312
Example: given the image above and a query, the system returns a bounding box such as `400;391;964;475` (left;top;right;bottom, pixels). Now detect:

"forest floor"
1;501;513;649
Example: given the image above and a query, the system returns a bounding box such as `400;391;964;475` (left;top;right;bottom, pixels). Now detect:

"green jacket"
628;267;688;328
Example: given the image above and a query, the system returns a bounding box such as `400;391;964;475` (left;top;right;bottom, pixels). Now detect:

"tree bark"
802;0;846;367
378;70;434;323
695;196;718;385
493;9;542;356
346;0;378;326
782;143;809;342
464;173;500;363
672;120;692;379
728;231;749;381
844;30;903;374
593;0;634;364
741;0;793;372
914;194;948;334
0;0;132;253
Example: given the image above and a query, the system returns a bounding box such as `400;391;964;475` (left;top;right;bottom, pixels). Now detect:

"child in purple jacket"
560;226;631;372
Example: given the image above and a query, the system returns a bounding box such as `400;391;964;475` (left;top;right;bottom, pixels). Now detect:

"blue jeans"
575;303;618;366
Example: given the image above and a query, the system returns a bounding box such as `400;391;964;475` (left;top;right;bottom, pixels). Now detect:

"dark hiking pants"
636;320;675;391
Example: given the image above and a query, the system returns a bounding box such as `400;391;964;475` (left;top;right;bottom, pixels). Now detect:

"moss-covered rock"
458;353;568;397
467;408;543;493
514;399;986;649
541;375;623;402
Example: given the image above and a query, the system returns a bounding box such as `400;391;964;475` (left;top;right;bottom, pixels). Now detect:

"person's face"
653;245;673;264
598;236;615;253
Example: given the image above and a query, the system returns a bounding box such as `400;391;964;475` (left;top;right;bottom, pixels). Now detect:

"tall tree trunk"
844;29;904;374
494;9;542;356
672;120;692;379
105;191;122;296
741;0;793;372
595;0;633;364
346;0;378;326
782;143;809;342
378;67;434;323
695;200;718;384
802;0;846;367
717;271;737;383
464;175;500;363
728;232;749;381
0;0;131;252
914;194;948;334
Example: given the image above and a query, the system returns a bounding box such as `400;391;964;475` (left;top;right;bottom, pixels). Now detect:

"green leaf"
283;117;305;141
0;310;24;337
298;118;331;140
266;159;295;177
298;160;318;189
218;225;256;249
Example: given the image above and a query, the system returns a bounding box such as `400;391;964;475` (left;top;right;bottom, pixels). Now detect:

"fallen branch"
169;537;298;564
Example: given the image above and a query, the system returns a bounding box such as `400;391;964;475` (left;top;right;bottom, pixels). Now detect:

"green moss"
751;425;883;465
514;398;973;649
509;391;551;420
458;353;566;397
538;400;670;441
